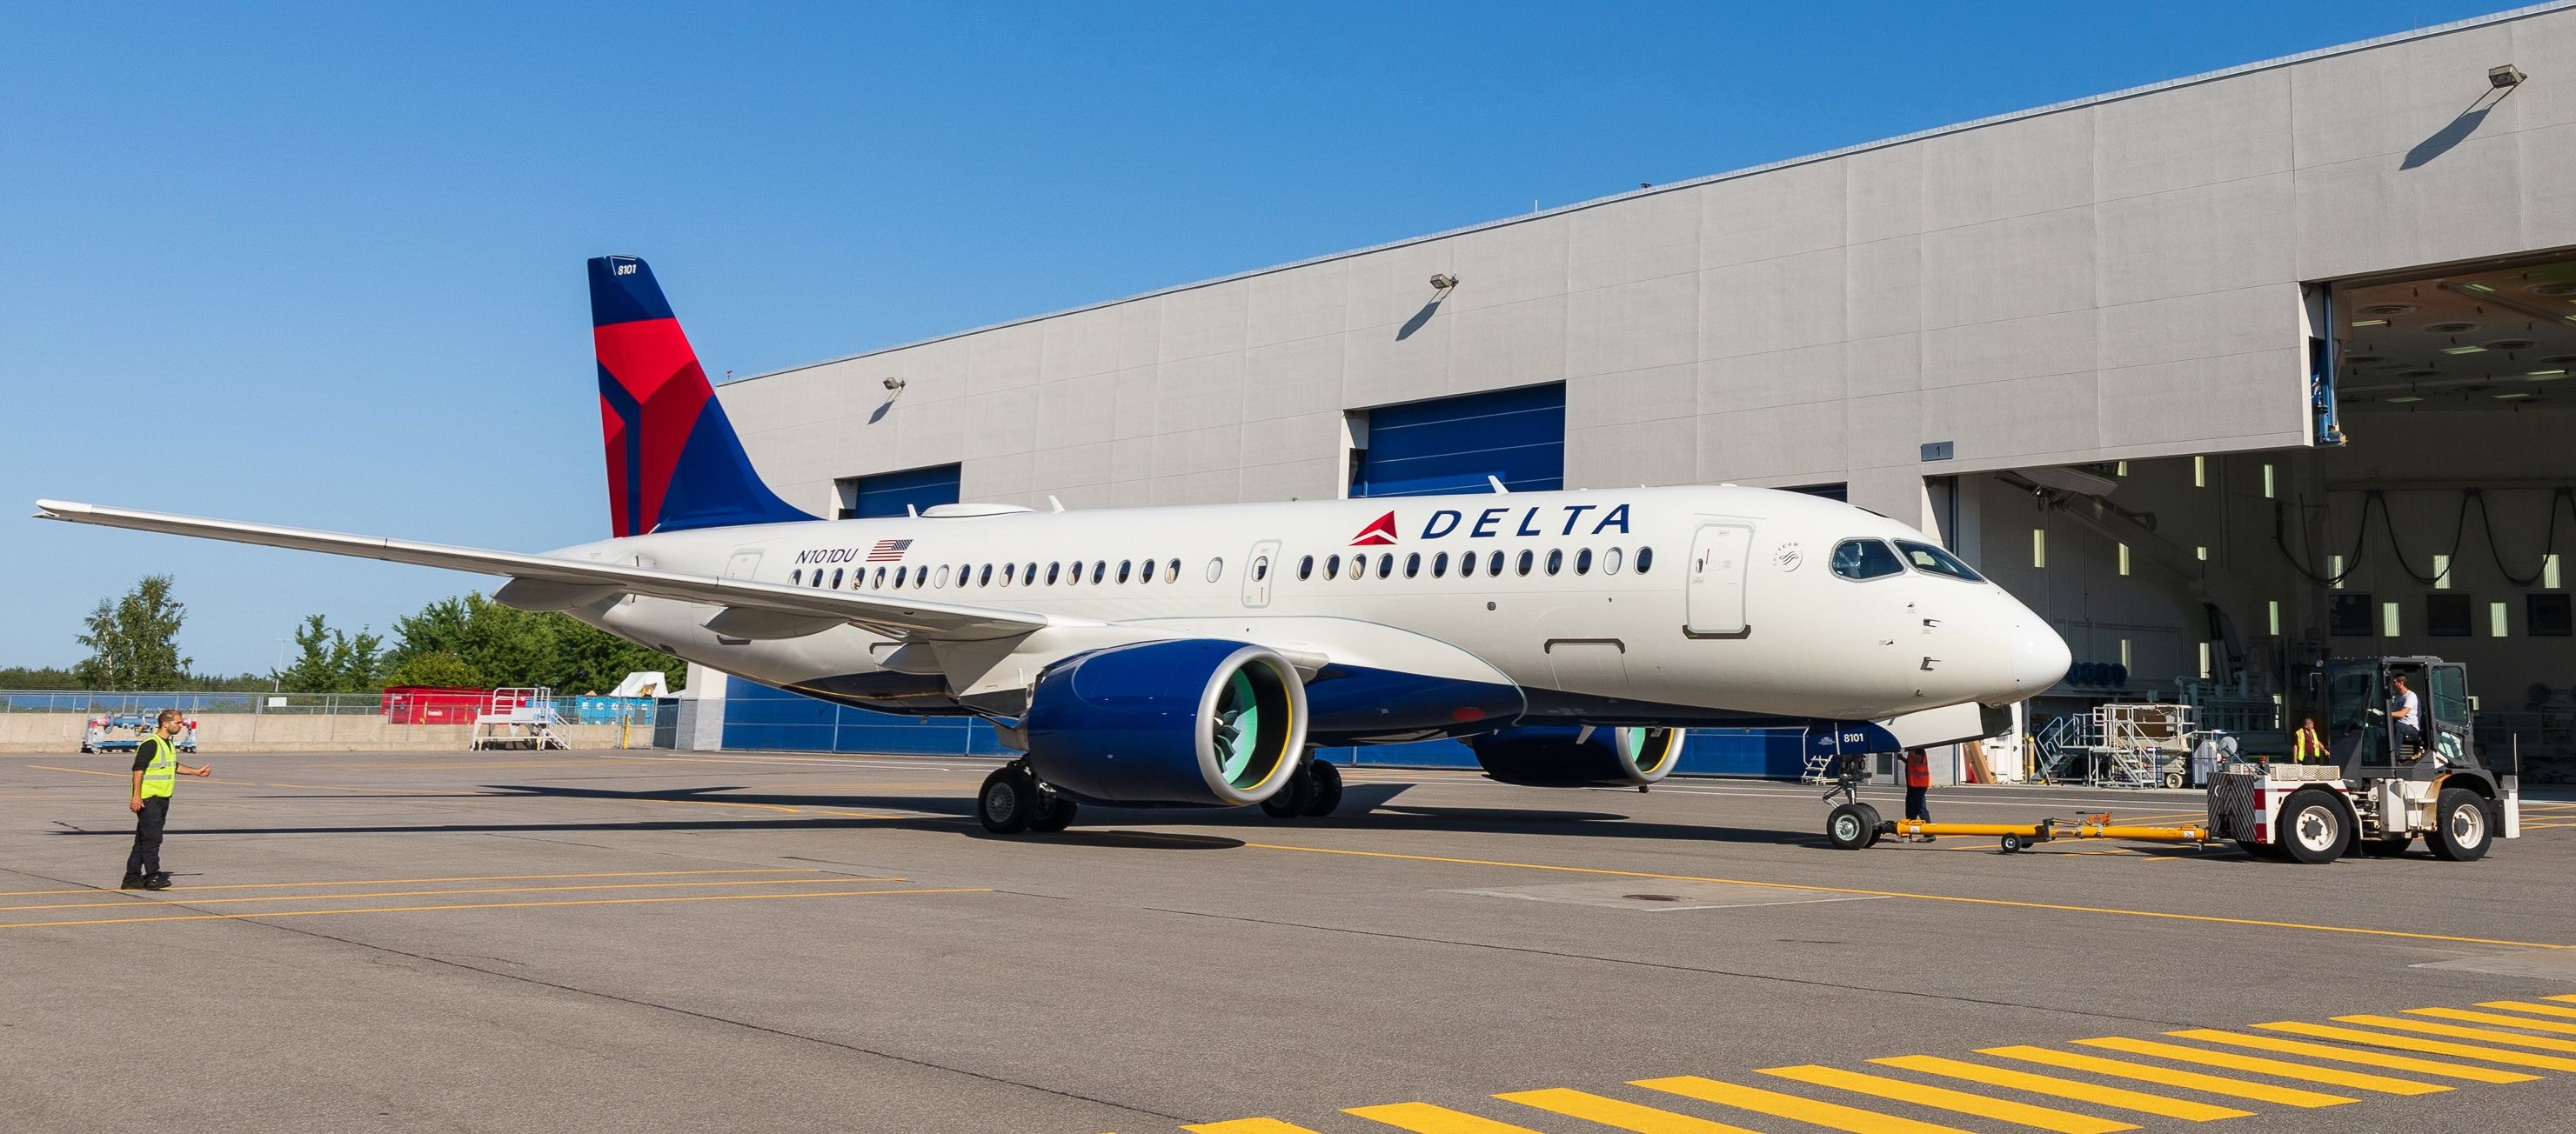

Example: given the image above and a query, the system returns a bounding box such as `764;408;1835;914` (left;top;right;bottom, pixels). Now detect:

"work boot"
148;871;171;885
140;876;172;891
119;876;148;890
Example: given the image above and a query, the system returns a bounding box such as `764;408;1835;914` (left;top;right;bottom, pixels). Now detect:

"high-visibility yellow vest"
2292;729;2326;764
137;735;177;798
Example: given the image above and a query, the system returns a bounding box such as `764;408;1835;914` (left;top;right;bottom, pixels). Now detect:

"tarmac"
5;749;2574;1133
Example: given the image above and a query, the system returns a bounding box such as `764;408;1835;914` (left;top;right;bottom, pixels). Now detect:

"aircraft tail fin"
588;256;813;537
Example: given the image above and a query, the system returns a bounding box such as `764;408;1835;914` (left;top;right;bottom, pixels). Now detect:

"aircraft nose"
2011;616;2071;692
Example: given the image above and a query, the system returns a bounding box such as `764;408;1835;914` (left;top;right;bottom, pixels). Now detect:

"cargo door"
1685;523;1754;636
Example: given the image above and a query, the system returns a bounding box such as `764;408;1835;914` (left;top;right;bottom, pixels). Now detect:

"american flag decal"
866;538;912;562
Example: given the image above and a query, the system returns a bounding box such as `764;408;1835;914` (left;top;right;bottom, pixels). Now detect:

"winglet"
1487;475;1509;494
32;499;90;520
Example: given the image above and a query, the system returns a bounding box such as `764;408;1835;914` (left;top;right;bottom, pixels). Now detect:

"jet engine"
1468;724;1684;788
1022;639;1308;807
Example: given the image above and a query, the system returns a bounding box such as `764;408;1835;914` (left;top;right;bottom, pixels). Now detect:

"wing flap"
33;500;1051;642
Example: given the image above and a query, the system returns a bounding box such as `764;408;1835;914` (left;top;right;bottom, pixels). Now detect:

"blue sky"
0;2;2534;675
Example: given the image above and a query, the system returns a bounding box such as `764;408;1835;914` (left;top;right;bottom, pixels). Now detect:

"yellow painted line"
2553;995;2576;1004
2071;1037;2446;1095
0;868;819;898
1217;839;2572;949
1758;1065;2134;1134
2168;1029;2538;1083
1981;1045;2351;1108
2335;1014;2576;1053
0;875;900;912
1496;1088;1761;1133
0;887;988;930
1635;1075;1977;1133
1345;1101;1549;1132
2482;1000;2576;1020
1181;1120;1329;1134
2253;1022;2576;1073
2408;1007;2576;1035
1869;1055;2253;1121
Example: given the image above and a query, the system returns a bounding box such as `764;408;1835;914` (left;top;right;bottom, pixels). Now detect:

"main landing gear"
978;762;1078;835
1261;758;1343;820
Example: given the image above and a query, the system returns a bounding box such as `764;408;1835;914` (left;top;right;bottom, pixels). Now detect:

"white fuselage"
553;485;2067;733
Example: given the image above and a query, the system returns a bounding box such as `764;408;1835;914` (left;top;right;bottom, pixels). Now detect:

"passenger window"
1602;547;1623;574
1001;564;1016;586
1377;553;1395;579
1830;539;1905;581
1166;558;1181;583
1546;549;1563;576
980;564;994;587
1298;555;1314;580
1093;560;1107;584
1026;562;1039;585
1325;554;1341;579
1253;556;1270;582
1404;552;1421;578
1118;559;1133;584
1348;555;1364;581
1460;550;1477;577
1206;557;1224;582
791;569;803;585
1433;551;1449;577
1516;550;1534;577
1635;547;1654;574
936;565;951;588
832;569;846;588
868;567;883;588
1044;562;1058;585
1575;549;1592;575
893;566;907;589
1894;540;1984;583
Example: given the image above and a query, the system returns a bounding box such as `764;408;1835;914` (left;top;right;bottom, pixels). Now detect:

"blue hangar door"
1350;384;1564;498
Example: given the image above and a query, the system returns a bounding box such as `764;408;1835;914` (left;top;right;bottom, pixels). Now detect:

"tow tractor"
1823;657;2519;862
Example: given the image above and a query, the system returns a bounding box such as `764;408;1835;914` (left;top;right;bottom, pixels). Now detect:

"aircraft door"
1685;524;1754;636
1241;540;1281;609
724;549;763;581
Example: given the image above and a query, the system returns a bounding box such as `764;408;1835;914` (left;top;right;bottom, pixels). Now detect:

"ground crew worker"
1902;748;1934;842
124;709;212;891
2292;717;2327;764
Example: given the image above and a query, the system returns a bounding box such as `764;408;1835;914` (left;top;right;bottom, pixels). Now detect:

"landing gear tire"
2279;790;2351;864
2426;789;2492;862
1300;760;1342;817
2359;834;2412;857
1027;791;1079;833
978;766;1039;835
1261;767;1318;818
1856;803;1886;847
1827;803;1875;850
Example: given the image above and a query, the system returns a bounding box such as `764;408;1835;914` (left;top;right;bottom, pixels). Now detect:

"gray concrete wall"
724;6;2576;530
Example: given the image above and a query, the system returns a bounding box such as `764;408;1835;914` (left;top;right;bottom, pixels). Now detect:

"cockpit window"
1895;540;1984;582
1830;539;1904;581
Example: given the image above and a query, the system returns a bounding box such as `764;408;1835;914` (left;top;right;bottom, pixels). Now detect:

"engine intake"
1023;639;1308;807
1469;724;1684;788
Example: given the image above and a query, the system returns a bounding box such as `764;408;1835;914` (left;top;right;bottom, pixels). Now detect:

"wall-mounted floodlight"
1428;273;1458;291
881;377;907;392
2491;64;2526;88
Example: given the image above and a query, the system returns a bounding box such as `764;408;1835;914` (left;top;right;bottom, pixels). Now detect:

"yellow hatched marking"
0;876;899;912
2166;1030;2535;1083
0;868;822;898
1758;1065;2137;1134
2072;1037;2446;1095
1634;1075;1977;1134
2333;1014;2576;1053
1345;1102;1549;1132
0;887;987;930
2253;1022;2576;1072
1181;1120;1328;1133
1495;1088;1761;1133
2483;1000;2576;1020
1868;1055;2252;1121
2408;1007;2576;1035
1980;1045;2352;1108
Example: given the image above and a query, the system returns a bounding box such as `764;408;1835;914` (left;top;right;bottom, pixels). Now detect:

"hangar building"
679;5;2576;781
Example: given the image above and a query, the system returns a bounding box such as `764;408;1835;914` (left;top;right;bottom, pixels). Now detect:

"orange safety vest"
1903;752;1930;789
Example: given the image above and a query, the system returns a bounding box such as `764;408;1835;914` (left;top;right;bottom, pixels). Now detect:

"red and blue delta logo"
1348;504;1632;546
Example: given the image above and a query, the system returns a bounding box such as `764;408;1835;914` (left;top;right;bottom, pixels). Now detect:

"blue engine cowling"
1022;639;1309;807
1468;724;1685;787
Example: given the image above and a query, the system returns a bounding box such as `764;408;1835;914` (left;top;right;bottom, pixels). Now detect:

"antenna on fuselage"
1486;476;1509;494
1048;496;1066;512
907;504;919;517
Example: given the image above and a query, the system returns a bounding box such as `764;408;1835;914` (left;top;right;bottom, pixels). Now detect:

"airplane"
37;256;2071;834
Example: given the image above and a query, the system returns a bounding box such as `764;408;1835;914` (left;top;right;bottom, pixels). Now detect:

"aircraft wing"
32;501;1052;642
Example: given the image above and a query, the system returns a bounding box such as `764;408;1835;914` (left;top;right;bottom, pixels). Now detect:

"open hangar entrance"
1948;250;2576;784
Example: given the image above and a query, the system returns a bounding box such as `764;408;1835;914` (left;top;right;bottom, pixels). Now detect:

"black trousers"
125;796;170;879
1904;785;1931;823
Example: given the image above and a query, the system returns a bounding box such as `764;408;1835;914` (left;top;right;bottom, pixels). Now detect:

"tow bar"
1876;816;2212;853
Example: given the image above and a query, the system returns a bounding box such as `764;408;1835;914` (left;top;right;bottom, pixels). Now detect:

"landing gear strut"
979;762;1079;834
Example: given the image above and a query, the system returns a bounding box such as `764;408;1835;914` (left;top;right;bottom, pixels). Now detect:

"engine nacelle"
1023;639;1308;807
1469;724;1684;788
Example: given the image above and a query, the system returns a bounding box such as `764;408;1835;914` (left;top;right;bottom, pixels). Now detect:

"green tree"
382;650;485;690
385;592;681;693
72;576;192;690
274;614;388;693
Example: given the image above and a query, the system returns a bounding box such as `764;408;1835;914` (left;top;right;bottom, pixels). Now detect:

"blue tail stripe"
652;398;817;532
